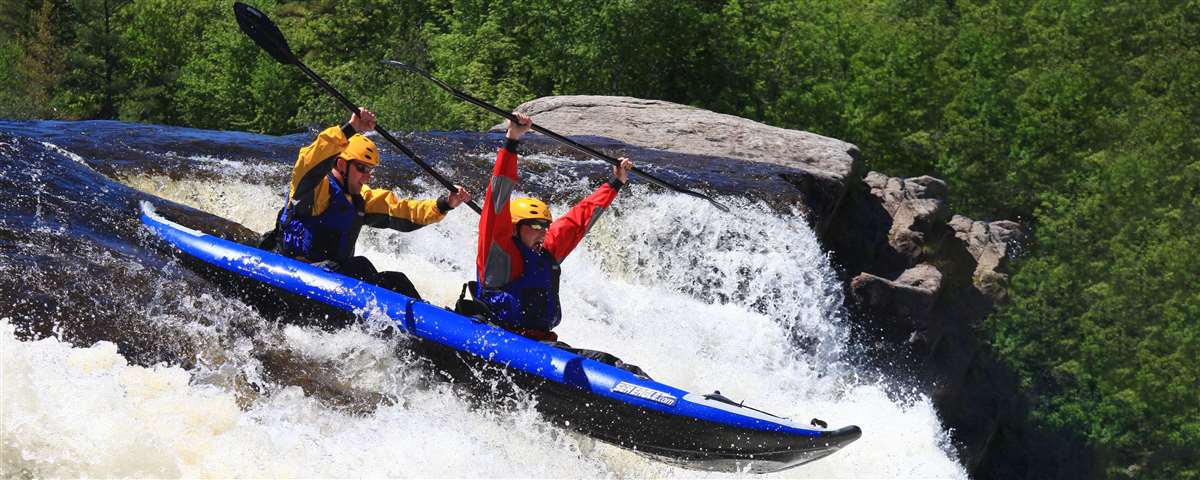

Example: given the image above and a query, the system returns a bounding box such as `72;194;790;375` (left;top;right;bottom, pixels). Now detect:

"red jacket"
477;144;622;289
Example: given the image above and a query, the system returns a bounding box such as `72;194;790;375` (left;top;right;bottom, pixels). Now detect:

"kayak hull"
414;337;861;473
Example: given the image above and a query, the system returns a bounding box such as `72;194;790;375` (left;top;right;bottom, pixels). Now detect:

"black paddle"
381;60;732;213
233;3;481;214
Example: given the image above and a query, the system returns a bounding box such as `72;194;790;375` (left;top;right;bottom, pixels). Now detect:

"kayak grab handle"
403;298;418;332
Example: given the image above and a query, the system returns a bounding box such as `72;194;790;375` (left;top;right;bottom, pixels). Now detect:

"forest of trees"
2;0;1196;477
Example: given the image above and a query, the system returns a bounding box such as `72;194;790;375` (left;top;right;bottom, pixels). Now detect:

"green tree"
840;1;952;176
0;37;33;118
989;2;1200;476
1;0;69;118
53;0;130;119
117;0;200;122
173;0;302;132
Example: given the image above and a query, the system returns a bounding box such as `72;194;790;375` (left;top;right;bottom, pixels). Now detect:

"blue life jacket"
278;175;364;263
478;239;562;331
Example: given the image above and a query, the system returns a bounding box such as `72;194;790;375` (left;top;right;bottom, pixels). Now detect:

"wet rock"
824;182;905;278
502;95;862;233
896;263;944;292
849;263;943;334
948;216;1027;302
864;172;949;264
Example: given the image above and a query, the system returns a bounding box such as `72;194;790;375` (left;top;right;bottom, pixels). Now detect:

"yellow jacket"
287;124;449;232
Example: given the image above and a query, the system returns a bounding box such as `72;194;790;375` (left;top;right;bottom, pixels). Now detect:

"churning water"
0;120;966;478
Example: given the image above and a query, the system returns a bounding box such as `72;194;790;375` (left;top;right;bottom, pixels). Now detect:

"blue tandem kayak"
139;201;860;473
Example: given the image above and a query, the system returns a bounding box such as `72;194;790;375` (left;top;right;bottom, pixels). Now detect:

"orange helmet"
510;197;552;224
341;134;379;167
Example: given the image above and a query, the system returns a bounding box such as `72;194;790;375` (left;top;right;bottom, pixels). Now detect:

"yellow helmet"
341;134;379;167
510;197;552;224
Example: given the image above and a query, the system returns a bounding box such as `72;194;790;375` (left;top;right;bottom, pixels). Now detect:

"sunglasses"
349;161;374;175
522;220;551;231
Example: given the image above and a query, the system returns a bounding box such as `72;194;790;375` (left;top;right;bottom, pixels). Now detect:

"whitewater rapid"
1;147;967;478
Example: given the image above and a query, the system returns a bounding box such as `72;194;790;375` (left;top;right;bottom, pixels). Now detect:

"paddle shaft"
385;61;730;212
293;63;482;214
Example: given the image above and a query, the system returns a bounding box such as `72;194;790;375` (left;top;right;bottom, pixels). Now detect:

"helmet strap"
338;158;352;194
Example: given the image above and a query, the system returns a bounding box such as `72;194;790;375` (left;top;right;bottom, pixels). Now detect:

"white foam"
124;175;285;233
39;142;90;166
0;320;654;477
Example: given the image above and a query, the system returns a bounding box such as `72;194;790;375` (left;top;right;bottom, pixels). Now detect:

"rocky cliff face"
506;95;1047;476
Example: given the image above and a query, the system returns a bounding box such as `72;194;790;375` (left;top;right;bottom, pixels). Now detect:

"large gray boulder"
499;95;863;233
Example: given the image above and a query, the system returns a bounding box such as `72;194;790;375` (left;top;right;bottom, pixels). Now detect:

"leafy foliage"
1;0;1196;477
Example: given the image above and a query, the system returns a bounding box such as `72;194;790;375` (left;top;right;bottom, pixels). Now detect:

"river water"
0;120;966;478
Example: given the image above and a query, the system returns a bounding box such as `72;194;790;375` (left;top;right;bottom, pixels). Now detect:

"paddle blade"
233;2;296;65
